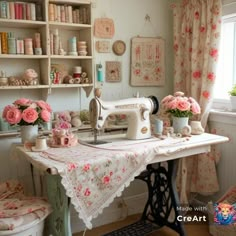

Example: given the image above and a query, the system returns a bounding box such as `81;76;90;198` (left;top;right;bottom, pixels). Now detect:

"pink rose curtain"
172;0;222;203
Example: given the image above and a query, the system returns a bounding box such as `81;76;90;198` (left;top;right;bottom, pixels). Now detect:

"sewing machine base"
86;140;110;145
103;160;186;236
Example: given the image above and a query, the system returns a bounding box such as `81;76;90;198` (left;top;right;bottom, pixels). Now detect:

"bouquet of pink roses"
2;98;52;126
161;91;201;118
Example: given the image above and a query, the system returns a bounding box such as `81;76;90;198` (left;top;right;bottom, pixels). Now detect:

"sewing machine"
89;96;159;140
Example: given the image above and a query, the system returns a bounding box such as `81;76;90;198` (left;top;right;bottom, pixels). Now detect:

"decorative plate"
112;40;126;56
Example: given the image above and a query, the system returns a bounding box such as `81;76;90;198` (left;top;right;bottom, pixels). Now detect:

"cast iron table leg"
136;160;186;236
44;174;72;236
103;159;186;236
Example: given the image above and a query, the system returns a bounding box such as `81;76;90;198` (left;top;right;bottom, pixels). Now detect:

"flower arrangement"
161;91;201;118
2;98;52;126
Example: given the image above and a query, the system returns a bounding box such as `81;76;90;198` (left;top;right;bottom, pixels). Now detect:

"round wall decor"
112;40;126;56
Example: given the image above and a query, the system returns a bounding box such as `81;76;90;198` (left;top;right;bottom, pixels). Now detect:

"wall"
0;0;174;233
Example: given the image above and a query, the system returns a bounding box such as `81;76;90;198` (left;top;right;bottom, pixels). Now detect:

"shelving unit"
0;0;94;96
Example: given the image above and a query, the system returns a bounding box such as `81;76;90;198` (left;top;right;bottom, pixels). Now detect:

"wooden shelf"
0;55;48;59
0;85;49;90
0;19;46;28
50;55;92;59
49;22;91;30
50;83;93;88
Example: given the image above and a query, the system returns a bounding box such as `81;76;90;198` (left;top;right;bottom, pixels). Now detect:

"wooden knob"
94;88;102;98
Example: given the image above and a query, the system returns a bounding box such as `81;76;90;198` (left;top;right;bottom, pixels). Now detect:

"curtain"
172;0;222;203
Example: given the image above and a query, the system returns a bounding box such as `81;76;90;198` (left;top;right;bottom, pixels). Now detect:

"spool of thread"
34;136;48;151
53;29;59;55
97;64;103;82
34;32;41;48
7;32;16;54
73;66;82;78
24;38;33;55
17;39;24;54
68;37;77;55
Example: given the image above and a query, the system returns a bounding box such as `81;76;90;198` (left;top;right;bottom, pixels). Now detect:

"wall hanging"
95;41;111;53
105;61;121;82
112;40;126;56
130;37;165;86
94;18;115;38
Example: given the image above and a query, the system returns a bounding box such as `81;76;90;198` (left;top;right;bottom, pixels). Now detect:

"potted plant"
229;85;236;111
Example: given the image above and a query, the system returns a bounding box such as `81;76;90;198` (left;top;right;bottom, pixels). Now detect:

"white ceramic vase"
172;116;189;133
20;125;38;144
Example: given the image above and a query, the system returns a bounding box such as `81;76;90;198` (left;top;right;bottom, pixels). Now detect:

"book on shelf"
47;3;89;24
0;1;39;21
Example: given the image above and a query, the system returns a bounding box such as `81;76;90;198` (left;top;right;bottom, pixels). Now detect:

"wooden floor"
74;214;211;236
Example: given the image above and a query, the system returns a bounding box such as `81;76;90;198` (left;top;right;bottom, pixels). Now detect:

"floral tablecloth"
32;136;188;229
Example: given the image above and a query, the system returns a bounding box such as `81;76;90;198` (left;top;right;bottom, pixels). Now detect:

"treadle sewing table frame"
15;133;228;236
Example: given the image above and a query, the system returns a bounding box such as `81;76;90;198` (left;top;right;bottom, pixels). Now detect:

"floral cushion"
0;180;51;231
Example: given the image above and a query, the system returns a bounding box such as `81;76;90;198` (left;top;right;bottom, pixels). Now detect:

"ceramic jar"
190;121;204;135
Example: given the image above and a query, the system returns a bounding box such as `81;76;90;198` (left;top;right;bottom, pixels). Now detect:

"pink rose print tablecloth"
36;137;188;229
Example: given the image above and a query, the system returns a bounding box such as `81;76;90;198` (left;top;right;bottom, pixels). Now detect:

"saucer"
31;146;48;152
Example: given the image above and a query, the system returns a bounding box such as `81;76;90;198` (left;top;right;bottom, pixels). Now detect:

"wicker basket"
0;217;45;236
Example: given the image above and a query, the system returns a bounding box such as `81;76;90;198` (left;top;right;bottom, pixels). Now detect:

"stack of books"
0;1;43;21
48;3;89;24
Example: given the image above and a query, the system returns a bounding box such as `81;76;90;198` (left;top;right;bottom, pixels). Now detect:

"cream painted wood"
0;0;94;94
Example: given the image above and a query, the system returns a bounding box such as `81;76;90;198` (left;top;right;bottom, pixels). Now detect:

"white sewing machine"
89;96;159;140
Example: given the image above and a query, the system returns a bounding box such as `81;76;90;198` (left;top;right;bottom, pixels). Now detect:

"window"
214;16;236;100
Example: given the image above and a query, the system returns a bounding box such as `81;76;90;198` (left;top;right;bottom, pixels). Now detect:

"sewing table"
14;133;228;236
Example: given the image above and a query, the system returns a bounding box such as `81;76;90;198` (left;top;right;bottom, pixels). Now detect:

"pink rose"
209;48;218;59
2;105;13;119
40;109;51;122
84;188;91;197
55;121;71;129
191;102;201;114
193;70;202;79
83;164;90;172
188;97;201;114
161;95;174;104
37;100;52;112
5;107;22;125
174;91;184;97
14;98;32;106
167;99;178;110
176;98;190;111
22;108;38;123
103;175;110;184
202;90;210;99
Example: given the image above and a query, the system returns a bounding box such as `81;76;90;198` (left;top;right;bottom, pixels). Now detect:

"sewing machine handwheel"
148;95;159;114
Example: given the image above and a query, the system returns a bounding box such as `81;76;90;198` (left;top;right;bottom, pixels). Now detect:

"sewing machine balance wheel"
148;95;159;114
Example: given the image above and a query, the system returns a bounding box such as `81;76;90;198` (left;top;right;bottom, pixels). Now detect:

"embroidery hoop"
112;40;126;56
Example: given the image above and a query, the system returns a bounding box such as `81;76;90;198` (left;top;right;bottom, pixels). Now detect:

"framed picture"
130;37;165;86
94;18;115;38
105;61;121;82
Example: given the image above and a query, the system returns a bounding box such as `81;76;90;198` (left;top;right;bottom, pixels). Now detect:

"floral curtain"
172;0;222;203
